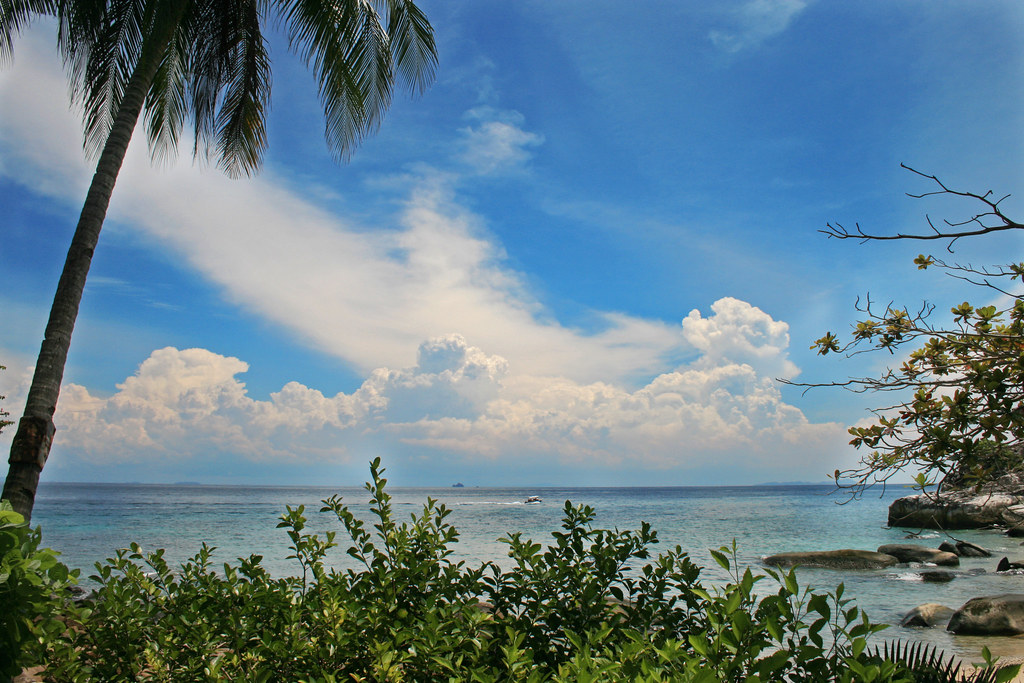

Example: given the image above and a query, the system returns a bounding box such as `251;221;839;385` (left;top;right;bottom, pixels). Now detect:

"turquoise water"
32;482;1024;661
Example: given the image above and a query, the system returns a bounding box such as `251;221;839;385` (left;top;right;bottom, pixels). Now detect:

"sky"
0;0;1022;487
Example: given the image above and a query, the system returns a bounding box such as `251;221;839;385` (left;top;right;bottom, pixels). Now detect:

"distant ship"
524;496;542;505
452;482;465;488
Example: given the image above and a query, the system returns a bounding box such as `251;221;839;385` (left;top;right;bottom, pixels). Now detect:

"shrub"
0;500;77;680
31;460;1021;681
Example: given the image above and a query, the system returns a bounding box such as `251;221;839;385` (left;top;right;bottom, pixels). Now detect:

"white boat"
524;496;542;504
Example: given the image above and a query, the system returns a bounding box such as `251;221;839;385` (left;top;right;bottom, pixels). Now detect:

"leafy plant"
867;640;1021;683
0;500;77;680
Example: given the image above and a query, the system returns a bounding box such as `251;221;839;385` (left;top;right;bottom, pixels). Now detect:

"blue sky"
1;0;1021;486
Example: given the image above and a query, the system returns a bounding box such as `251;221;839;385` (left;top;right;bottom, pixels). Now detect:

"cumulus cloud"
30;308;848;481
681;297;799;380
709;0;809;54
457;107;544;174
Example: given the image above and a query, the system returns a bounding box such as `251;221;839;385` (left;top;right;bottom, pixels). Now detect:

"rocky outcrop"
888;472;1024;530
762;549;900;570
876;544;959;566
901;603;954;627
947;594;1024;635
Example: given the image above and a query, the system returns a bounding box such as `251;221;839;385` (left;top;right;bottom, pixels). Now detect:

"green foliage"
797;169;1024;495
0;500;77;679
24;460;1012;681
866;641;1021;683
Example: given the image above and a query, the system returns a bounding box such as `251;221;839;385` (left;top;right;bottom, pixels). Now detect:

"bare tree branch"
820;165;1023;252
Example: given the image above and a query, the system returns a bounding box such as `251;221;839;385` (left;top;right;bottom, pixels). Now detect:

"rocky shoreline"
762;473;1024;640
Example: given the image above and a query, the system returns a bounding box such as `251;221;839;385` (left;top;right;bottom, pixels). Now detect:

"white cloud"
681;297;799;380
0;35;673;386
457;107;544;174
14;308;849;480
709;0;809;54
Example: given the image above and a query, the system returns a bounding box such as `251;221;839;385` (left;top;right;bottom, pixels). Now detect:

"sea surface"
31;481;1024;661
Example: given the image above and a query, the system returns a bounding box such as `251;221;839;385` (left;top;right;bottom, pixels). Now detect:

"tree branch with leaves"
785;167;1024;497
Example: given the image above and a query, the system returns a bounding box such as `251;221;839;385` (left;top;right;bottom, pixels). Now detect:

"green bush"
0;500;77;680
29;460;1021;681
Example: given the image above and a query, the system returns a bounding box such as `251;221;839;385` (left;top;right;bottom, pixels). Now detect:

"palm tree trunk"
2;21;180;522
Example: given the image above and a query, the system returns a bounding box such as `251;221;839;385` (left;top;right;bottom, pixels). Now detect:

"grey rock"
888;471;1024;530
889;493;1022;529
920;570;956;583
947;594;1024;635
938;540;992;557
876;543;960;566
762;549;900;570
901;603;955;627
956;541;991;557
996;557;1024;572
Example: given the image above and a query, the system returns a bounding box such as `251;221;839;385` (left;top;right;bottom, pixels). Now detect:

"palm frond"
272;0;368;160
351;0;391;136
384;0;435;95
0;0;56;65
61;0;148;156
872;639;1020;683
212;0;270;177
144;22;188;165
271;0;434;161
186;0;230;159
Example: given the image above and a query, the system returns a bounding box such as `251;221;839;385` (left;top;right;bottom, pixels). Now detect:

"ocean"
31;481;1024;661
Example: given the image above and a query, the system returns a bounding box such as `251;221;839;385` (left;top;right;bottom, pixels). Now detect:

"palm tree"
1;0;436;520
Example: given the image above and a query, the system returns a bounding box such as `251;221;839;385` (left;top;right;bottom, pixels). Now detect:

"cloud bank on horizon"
1;305;846;485
1;1;1019;485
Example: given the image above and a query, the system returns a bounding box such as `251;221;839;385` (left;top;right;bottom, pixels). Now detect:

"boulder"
920;570;956;583
762;549;899;570
996;557;1024;572
901;603;955;627
938;540;992;557
876;544;960;566
955;541;992;557
947;594;1024;635
888;472;1024;530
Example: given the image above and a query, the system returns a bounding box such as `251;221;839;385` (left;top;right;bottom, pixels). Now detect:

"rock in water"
947;594;1024;635
937;540;989;557
888;471;1024;530
955;540;992;557
996;557;1024;572
920;570;956;583
762;549;900;570
876;544;960;566
901;603;955;627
